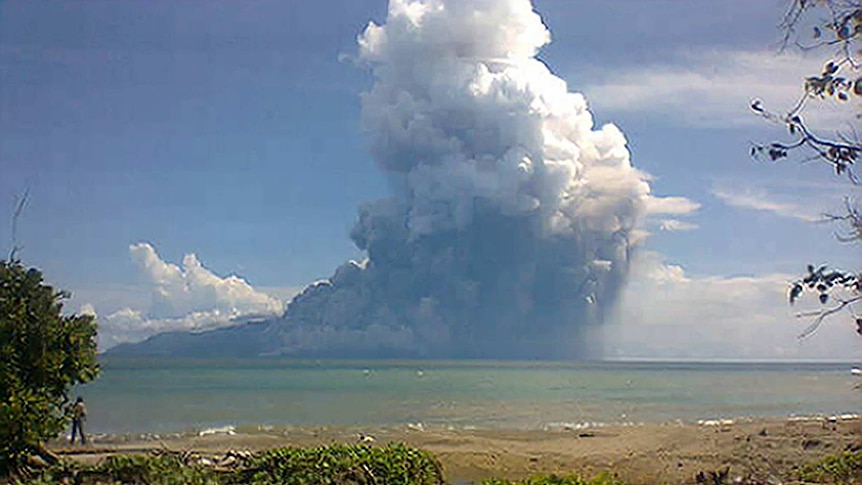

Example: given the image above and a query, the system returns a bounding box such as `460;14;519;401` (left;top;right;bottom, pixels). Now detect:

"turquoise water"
78;358;861;434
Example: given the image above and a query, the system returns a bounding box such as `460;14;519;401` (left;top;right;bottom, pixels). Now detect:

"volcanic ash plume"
281;0;659;359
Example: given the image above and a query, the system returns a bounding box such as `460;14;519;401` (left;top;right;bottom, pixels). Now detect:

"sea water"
78;358;860;434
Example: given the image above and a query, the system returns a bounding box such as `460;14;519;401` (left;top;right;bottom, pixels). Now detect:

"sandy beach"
50;416;861;484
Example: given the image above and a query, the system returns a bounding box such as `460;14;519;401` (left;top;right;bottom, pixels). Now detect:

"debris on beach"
697;419;734;427
184;449;253;470
695;466;729;484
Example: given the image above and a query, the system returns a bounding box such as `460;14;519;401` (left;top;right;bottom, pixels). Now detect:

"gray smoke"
278;0;676;359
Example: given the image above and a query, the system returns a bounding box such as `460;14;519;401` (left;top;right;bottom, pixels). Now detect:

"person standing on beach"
69;396;87;445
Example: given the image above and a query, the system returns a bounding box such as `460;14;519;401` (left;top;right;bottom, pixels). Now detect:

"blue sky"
1;0;859;359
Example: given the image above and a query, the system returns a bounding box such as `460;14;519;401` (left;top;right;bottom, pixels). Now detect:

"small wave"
787;415;821;422
198;425;236;437
787;413;860;423
542;421;606;431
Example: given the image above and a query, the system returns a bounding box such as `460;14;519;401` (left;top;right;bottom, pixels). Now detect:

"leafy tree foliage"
751;0;861;336
0;260;99;476
751;0;860;180
789;264;860;337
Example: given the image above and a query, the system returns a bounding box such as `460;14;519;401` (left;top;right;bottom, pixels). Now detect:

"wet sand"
51;416;861;484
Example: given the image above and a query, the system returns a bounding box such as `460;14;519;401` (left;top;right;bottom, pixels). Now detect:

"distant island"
105;315;421;360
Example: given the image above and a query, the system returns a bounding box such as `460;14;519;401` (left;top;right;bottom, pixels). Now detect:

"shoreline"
65;410;862;441
51;416;862;484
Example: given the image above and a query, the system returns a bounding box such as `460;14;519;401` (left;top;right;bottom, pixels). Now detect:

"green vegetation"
236;443;444;485
0;260;100;477
11;444;445;485
798;451;862;484
9;444;625;485
93;455;219;485
12;455;220;485
12;443;862;485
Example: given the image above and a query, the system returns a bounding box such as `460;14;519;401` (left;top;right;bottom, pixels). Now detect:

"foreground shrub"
234;443;444;485
12;443;445;485
8;454;219;485
93;454;220;485
798;451;862;484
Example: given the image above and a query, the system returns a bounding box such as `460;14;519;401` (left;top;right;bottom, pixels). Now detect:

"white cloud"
129;243;283;319
658;219;698;232
78;303;97;317
88;243;286;349
641;196;700;234
712;186;822;222
97;307;268;350
606;252;862;361
644;196;701;216
580;49;859;129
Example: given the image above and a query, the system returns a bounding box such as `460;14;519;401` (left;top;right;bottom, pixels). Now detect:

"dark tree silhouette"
0;261;100;477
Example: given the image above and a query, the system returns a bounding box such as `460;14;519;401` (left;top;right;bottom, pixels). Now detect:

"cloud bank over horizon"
606;252;862;361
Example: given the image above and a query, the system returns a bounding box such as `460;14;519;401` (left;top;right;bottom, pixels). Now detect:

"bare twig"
796;294;861;338
822;198;862;241
8;187;30;262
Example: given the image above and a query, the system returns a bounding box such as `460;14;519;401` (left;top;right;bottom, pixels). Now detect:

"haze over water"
81;359;860;435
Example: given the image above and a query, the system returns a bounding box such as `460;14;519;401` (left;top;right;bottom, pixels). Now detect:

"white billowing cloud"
129;243;283;319
354;0;707;241
91;243;285;349
581;49;860;129
606;252;862;361
358;0;655;240
712;186;822;222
